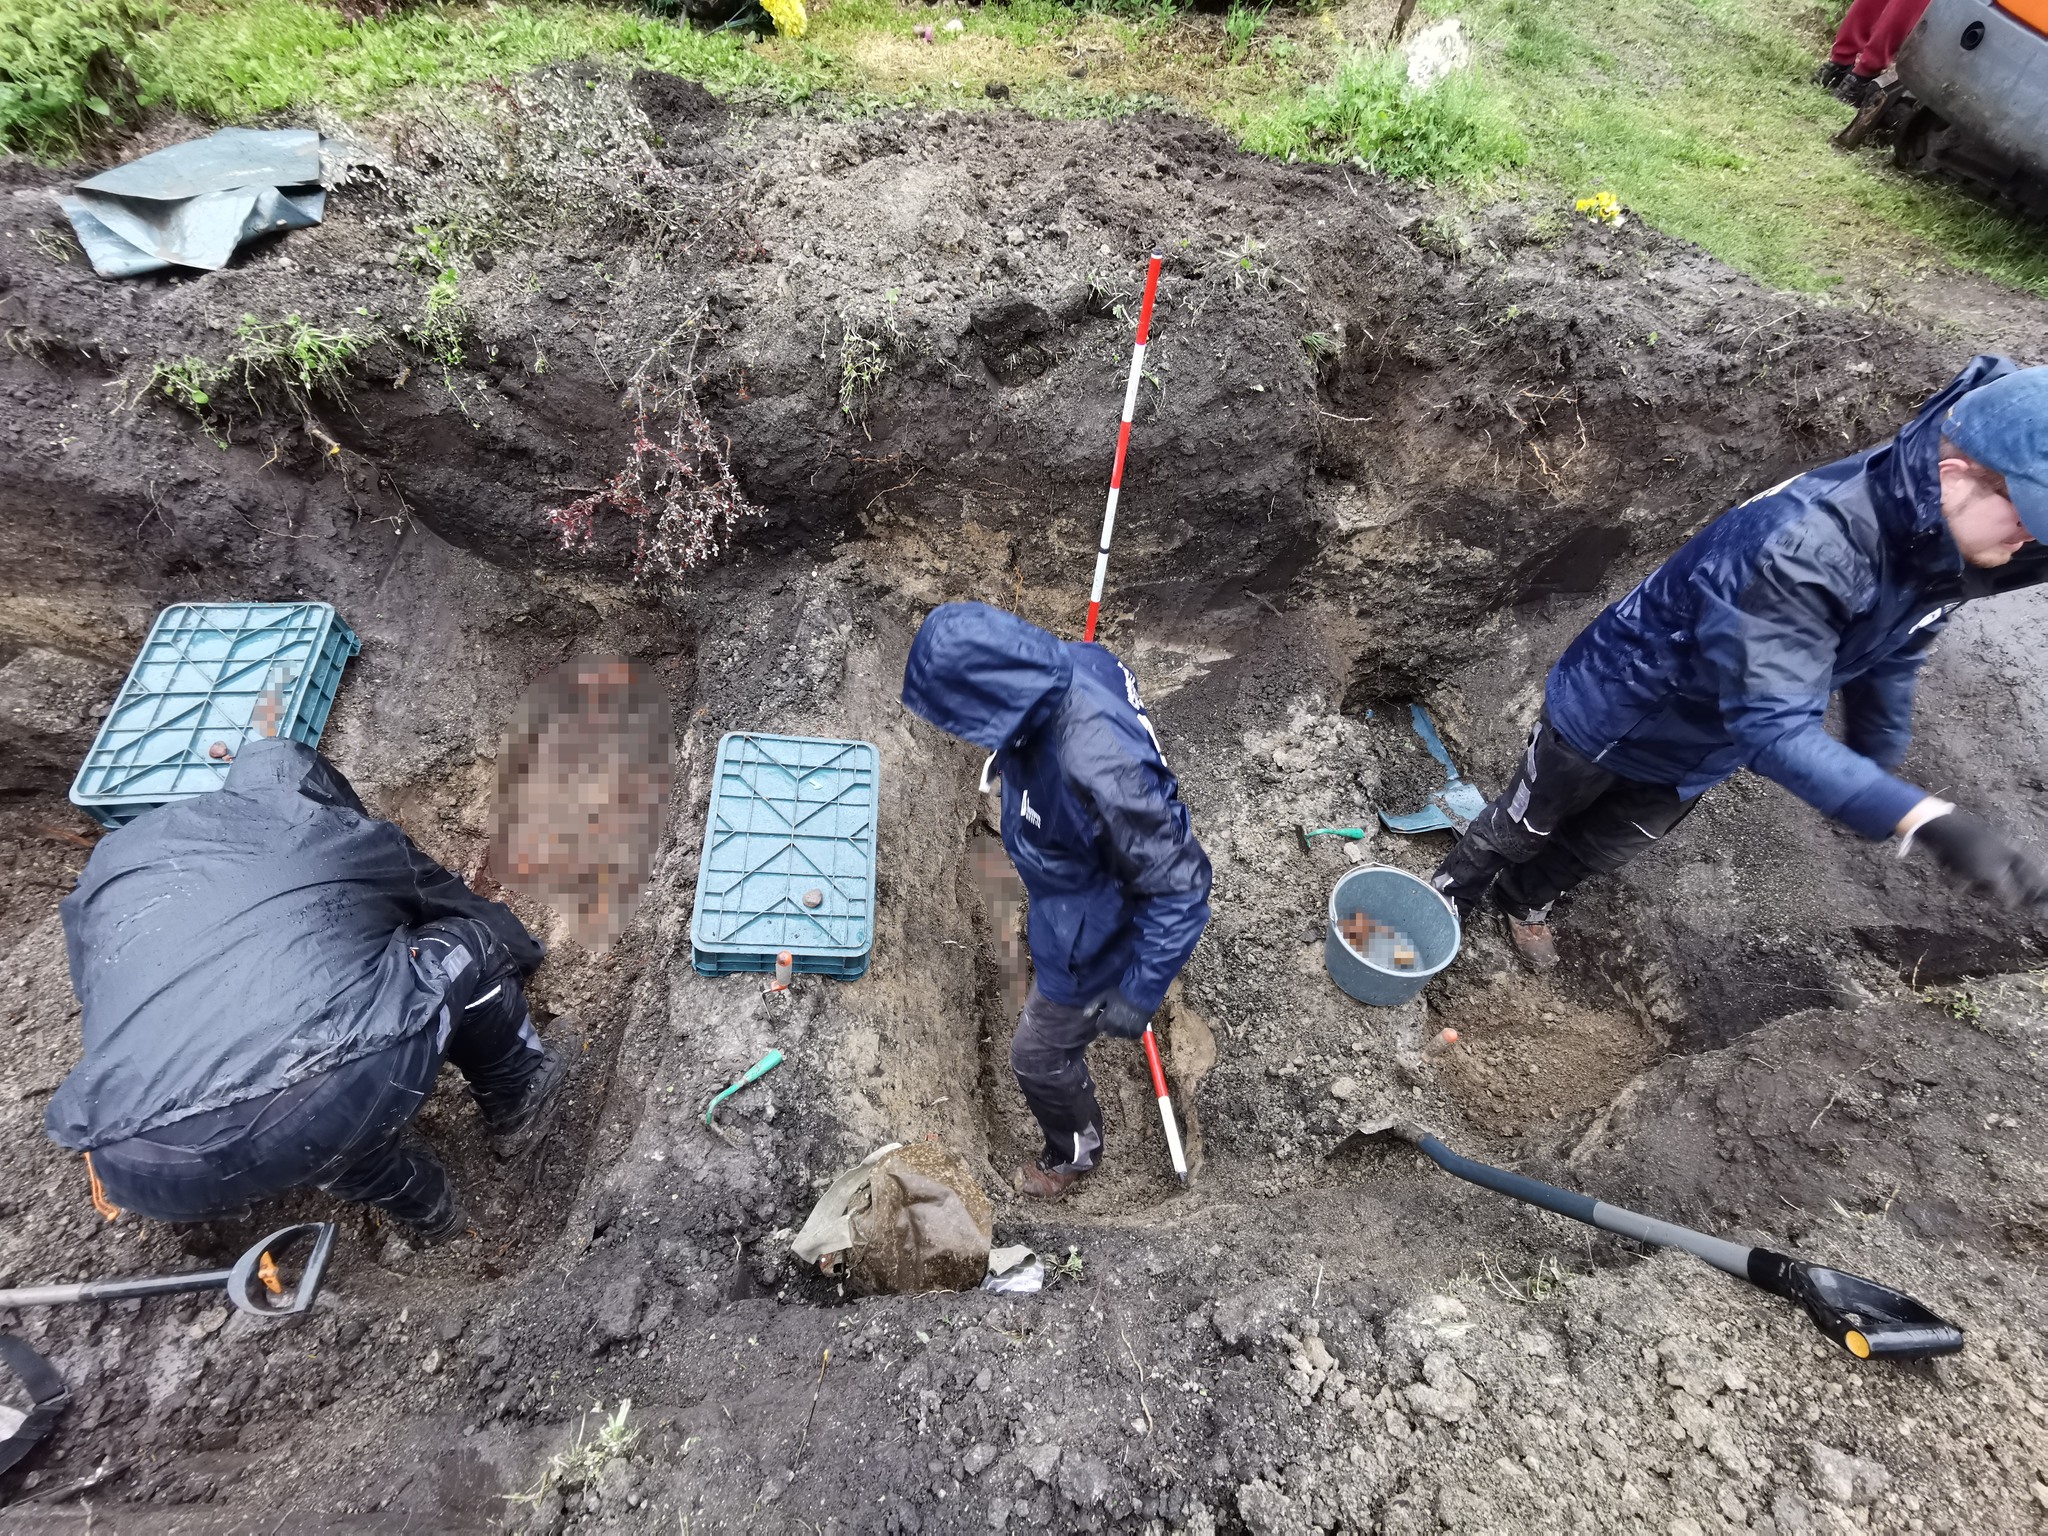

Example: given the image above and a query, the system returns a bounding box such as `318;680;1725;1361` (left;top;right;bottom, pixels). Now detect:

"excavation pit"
0;69;2044;1530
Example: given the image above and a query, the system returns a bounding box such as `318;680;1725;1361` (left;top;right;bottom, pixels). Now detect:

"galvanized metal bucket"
1324;866;1462;1007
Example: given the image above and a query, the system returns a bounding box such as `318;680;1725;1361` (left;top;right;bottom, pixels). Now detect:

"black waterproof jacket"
47;739;543;1150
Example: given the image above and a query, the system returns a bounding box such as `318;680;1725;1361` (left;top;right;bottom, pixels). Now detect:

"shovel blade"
1379;804;1457;835
1440;780;1488;825
1750;1250;1964;1360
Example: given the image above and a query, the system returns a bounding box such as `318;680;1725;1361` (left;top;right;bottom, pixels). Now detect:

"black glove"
1094;991;1153;1040
1913;810;2048;907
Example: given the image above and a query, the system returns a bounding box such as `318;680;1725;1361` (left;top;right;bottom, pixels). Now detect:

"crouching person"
902;602;1212;1200
46;736;568;1245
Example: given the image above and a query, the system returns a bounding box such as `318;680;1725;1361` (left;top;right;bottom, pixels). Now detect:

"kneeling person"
903;602;1212;1200
47;737;567;1243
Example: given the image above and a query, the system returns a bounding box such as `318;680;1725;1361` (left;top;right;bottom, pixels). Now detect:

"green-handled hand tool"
705;1049;785;1129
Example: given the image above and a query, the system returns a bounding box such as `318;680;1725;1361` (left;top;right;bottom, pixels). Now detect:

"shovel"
0;1223;337;1321
1333;1122;1962;1361
1379;705;1488;835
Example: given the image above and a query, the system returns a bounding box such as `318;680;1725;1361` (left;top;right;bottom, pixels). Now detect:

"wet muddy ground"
1;67;2046;1534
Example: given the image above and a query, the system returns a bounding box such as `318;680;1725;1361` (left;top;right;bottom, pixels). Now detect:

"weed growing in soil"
145;313;367;443
508;1399;638;1507
545;327;764;585
1223;1;1266;64
404;226;469;392
837;305;907;426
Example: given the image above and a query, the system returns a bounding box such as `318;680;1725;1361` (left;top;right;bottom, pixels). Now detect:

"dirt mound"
1;67;2045;1532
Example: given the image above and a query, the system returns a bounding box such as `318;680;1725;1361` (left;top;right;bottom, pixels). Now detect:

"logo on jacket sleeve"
1118;663;1169;764
1019;790;1043;829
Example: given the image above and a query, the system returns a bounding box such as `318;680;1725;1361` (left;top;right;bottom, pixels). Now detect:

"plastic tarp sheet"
59;128;328;278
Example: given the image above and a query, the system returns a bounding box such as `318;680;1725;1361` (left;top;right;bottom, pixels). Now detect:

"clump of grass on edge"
1235;49;1528;185
0;0;162;156
148;311;371;445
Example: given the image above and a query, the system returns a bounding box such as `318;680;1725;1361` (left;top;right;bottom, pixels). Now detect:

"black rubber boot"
1813;60;1850;90
399;1180;471;1247
482;1047;571;1160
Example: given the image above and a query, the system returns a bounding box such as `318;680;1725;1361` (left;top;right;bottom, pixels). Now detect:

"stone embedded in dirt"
1056;1454;1111;1508
1210;1280;1300;1349
595;1270;646;1345
1656;1337;1728;1399
1402;1350;1478;1423
1328;1076;1356;1101
961;1443;996;1478
1806;1441;1891;1506
1234;1479;1300;1536
1017;1442;1061;1484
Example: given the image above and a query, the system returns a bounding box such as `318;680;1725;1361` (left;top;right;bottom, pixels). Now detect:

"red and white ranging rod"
1142;1022;1188;1184
1078;250;1187;1184
1082;250;1164;646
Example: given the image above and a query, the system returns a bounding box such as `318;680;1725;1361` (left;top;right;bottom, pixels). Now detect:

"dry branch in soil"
544;326;763;584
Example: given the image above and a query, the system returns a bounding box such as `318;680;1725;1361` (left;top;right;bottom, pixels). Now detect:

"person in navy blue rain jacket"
903;602;1212;1200
1436;358;2048;970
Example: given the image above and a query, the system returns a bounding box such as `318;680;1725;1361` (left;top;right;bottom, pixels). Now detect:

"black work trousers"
1010;984;1106;1174
90;917;545;1228
1430;712;1702;921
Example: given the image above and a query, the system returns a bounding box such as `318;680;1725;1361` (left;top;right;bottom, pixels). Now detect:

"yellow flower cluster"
762;0;808;37
1575;190;1624;226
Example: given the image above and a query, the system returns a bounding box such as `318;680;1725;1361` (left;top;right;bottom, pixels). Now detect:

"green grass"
1444;0;2048;293
1234;47;1527;183
5;0;2042;299
0;0;165;155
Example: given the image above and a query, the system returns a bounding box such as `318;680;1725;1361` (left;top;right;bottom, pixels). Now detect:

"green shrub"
0;0;162;155
1237;48;1527;185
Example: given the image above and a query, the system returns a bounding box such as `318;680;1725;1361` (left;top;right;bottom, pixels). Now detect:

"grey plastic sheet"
59;127;328;278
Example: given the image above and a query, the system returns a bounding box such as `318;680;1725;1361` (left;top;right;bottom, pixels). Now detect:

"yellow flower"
762;0;807;37
1574;190;1622;225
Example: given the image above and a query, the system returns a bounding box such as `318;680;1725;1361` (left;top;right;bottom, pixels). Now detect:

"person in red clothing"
1815;0;1933;103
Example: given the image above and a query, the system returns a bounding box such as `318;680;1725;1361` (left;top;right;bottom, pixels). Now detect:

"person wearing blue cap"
901;602;1212;1199
1434;358;2048;970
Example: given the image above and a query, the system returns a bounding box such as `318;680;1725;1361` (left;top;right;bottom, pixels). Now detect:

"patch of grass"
1223;1;1266;65
133;0;815;122
1442;0;2048;293
1234;48;1527;185
147;311;370;443
0;0;161;155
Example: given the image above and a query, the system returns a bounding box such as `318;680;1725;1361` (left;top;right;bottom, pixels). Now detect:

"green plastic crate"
69;602;361;828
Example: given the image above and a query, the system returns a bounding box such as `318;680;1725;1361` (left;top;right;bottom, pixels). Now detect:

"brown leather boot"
1018;1161;1090;1201
1504;912;1560;971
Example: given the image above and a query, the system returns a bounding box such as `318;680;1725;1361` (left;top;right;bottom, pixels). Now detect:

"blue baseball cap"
1943;367;2048;540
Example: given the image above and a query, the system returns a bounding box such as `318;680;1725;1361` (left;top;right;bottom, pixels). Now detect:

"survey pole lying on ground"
1082;252;1164;645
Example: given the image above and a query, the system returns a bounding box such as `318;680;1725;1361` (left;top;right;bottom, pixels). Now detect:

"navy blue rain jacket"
901;603;1212;1013
1546;355;2017;839
48;738;544;1150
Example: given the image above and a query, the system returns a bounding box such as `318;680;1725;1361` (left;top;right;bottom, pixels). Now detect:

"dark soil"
1;67;2045;1534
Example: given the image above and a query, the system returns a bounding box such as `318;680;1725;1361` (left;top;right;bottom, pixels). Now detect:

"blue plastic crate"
69;602;362;828
691;733;880;978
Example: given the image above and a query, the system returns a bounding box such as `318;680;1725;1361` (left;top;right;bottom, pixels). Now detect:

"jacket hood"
901;602;1072;752
222;736;368;813
1869;354;2017;543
